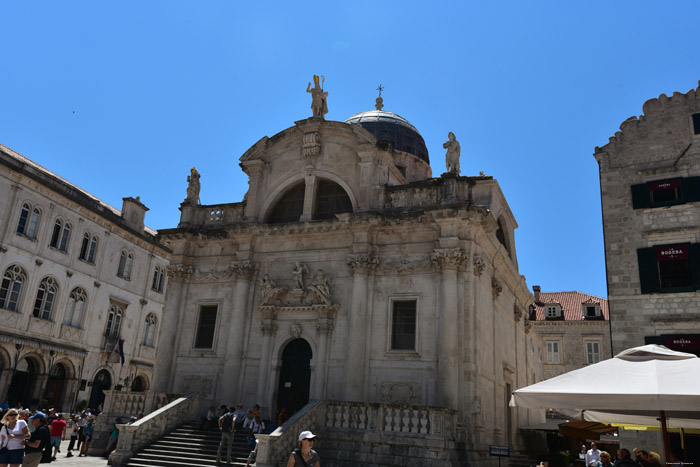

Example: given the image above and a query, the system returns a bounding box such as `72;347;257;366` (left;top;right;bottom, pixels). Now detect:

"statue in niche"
186;167;201;204
292;262;309;290
311;269;330;299
443;132;461;175
260;273;278;301
306;75;328;119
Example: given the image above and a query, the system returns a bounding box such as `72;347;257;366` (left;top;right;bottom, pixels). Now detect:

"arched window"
64;287;87;328
16;202;42;239
496;218;511;258
313;180;352;220
106;303;123;338
267;182;305;224
33;277;58;320
49;218;72;252
0;265;27;311
117;250;134;280
79;232;99;263
152;266;165;293
143;313;157;347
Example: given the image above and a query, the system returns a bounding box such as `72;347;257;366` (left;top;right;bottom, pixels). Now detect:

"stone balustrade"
108;394;200;465
179;202;245;227
384;174;485;211
255;401;457;467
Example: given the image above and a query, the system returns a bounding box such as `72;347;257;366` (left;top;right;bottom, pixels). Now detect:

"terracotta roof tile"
532;290;608;321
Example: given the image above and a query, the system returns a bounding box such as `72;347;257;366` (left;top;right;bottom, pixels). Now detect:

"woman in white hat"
287;430;320;467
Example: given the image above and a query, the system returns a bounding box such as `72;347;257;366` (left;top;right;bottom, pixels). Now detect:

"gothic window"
117;250;134;280
16;202;42;239
33;277;58;320
637;243;700;293
0;265;27;311
631;177;700;209
267;182;305;224
79;232;99;264
142;313;157;347
390;299;417;351
152;266;165;293
49;218;72;252
546;340;561;364
105;303;123;338
194;304;218;349
313;180;352;220
64;287;87;328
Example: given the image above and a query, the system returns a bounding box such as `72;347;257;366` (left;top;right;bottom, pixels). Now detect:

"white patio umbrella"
510;345;700;462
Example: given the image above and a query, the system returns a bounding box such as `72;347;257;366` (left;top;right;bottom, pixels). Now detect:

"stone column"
300;171;317;221
432;249;468;410
345;256;377;401
256;315;276;401
314;308;335;399
152;265;191;392
220;263;255;401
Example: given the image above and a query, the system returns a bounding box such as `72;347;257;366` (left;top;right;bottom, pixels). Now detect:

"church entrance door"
44;363;67;410
276;339;312;416
89;370;111;411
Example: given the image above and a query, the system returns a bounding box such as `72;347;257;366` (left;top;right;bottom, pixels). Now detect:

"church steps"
122;421;254;467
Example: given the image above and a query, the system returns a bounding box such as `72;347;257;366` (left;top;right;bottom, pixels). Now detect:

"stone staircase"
123;421;254;467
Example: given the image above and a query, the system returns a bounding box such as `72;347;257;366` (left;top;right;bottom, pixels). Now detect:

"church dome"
345;109;430;164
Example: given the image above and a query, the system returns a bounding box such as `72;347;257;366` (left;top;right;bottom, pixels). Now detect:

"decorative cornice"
376;256;434;273
167;264;193;280
513;303;523;322
431;249;468;271
347;255;379;274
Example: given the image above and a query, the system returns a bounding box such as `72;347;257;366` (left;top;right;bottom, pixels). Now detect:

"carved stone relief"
431;249;468;271
180;374;214;396
379;381;422;405
513;304;523;322
492;277;503;299
473;255;485;277
303;131;321;160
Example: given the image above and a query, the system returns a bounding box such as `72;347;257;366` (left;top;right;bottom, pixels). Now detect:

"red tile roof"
532;291;609;321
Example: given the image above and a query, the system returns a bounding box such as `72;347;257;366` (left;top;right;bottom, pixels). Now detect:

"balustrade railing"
255;401;457;467
108;394;200;465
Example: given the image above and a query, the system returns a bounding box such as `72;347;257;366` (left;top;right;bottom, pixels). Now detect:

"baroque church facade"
154;85;545;457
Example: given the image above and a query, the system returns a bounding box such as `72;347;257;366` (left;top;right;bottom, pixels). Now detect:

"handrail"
108;393;200;465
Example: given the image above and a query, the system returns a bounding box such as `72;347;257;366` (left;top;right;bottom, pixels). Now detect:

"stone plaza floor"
45;439;111;467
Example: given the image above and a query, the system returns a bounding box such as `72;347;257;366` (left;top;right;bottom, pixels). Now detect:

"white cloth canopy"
510;345;700;427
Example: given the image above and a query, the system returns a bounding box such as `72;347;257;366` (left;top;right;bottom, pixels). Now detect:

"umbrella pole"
659;410;670;464
681;428;687;462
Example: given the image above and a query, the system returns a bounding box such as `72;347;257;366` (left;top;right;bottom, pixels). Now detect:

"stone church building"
154;89;544;460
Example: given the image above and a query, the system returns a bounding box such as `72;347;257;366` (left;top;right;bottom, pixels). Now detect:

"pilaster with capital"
256;313;277;399
431;248;468;409
220;262;256;400
153;265;192;392
344;255;378;401
314;310;335;400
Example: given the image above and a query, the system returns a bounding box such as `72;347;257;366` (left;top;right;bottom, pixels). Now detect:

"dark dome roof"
345;110;429;164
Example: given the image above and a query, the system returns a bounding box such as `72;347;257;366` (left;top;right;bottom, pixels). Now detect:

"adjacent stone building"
154;93;545;462
529;286;610;380
0;144;170;411
594;82;700;357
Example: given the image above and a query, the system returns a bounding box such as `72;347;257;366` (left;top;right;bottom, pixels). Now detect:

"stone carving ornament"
431;249;468;270
443;132;461;175
473;255;485;277
292;262;309;290
166;264;194;280
379;381;422;405
492;276;503;299
513;303;523;322
185;167;201;204
289;324;302;339
347;255;379;274
303;131;321;158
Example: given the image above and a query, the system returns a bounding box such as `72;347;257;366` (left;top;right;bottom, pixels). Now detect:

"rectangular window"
391;300;416;351
194;305;218;349
638;243;700;294
693;113;700;135
586;341;601;364
631;177;700;209
546;306;559;318
546;341;560;364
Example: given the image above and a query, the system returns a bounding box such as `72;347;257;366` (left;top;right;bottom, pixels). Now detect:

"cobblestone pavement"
44;439;110;467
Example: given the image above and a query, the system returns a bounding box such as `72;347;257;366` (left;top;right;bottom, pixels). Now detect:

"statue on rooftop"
306;75;328;119
443;132;461;175
186;167;201;204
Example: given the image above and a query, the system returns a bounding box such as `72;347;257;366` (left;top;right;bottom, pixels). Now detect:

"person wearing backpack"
216;406;236;465
21;412;50;467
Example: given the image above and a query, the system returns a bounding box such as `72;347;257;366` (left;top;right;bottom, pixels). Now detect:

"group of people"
580;442;666;467
0;407;95;467
206;404;320;466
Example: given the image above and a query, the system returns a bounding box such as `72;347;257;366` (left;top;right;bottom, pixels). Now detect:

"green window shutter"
631;183;651;209
691;243;700;290
682;177;700;203
637;247;660;294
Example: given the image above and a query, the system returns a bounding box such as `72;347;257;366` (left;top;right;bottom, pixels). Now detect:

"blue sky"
3;1;700;299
